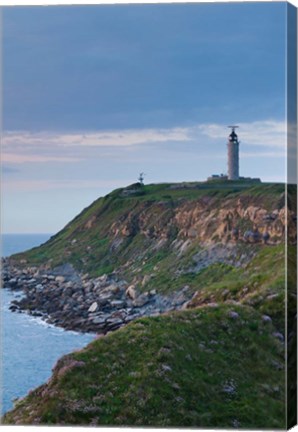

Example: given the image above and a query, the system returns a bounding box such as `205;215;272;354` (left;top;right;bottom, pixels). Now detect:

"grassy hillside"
3;305;285;428
3;181;295;427
11;181;287;279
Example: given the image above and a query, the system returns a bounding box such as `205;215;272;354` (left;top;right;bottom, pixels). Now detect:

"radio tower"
227;126;240;180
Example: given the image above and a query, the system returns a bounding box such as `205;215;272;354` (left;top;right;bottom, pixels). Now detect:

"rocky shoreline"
2;259;192;334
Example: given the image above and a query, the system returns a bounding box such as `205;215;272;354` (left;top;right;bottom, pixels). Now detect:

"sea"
1;234;95;416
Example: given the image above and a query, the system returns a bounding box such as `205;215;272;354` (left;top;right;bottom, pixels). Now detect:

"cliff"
2;181;297;427
10;181;296;278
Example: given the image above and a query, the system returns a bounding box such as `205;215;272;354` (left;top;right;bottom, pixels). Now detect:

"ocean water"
1;234;95;415
1;233;53;257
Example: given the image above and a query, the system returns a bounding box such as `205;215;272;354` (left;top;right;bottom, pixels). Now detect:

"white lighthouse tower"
227;126;240;180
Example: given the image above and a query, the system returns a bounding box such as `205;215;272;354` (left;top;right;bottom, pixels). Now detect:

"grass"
3;181;293;427
187;244;287;331
3;305;285;428
11;181;285;275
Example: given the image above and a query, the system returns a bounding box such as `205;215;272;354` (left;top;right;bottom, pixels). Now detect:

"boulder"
106;317;123;326
273;332;284;342
228;310;239;319
126;285;137;300
91;315;109;325
98;292;113;301
92;319;107;327
133;293;149;308
8;278;18;286
104;284;120;294
262;315;272;323
97;274;108;283
88;302;98;313
27;278;37;284
110;300;126;309
55;276;65;284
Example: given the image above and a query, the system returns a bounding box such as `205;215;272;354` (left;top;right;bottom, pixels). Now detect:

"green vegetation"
3;305;285;428
187;245;287;331
4;181;293;427
11;181;285;278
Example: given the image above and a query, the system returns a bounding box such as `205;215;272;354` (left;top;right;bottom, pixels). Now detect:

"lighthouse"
227;126;240;180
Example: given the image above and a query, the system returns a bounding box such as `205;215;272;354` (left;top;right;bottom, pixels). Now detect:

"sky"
2;2;288;233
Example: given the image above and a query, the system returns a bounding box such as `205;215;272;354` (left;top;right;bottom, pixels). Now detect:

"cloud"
2;119;285;166
2;153;80;164
2;127;191;149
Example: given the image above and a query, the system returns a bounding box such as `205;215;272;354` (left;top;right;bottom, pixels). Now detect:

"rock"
82;278;94;289
98;274;108;283
110;300;125;309
262;315;272;323
8;278;18;285
172;294;187;306
124;315;136;323
88;302;98;313
55;276;65;284
106;316;123;324
273;332;284;342
27;278;37;284
228;310;239;319
181;301;190;310
161;364;172;372
222;379;237;395
92;315;108;325
126;285;137;300
222;289;230;298
267;293;279;300
149;289;157;296
107;284;120;294
35;284;43;291
98;292;113;301
133;294;149;308
142;275;151;287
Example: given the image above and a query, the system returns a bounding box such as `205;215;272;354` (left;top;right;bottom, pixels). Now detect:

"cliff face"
12;182;295;279
110;194;292;246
